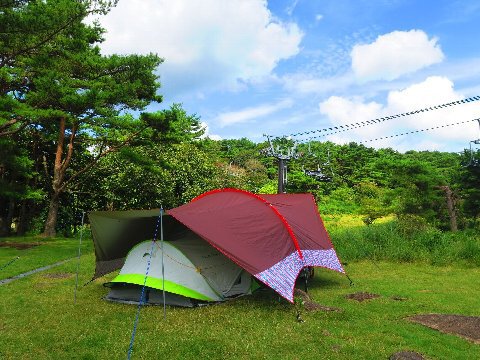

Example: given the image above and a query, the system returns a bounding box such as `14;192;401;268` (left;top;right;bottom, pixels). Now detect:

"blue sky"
93;0;480;152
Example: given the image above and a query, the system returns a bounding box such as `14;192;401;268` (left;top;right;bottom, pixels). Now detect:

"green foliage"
328;216;480;266
258;181;277;194
142;103;204;143
354;182;392;225
458;149;480;222
79;142;221;210
318;186;360;215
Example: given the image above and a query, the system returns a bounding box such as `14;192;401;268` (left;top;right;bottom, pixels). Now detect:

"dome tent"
89;188;345;305
104;230;256;307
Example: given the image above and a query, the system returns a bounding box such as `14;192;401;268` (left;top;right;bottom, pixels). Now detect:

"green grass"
0;234;93;280
326;216;480;267
1;222;479;359
0;253;479;359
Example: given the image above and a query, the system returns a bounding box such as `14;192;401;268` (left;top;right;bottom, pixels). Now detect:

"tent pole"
160;207;166;319
74;211;85;304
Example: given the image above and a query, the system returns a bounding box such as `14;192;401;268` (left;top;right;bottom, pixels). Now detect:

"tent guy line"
0;256;19;271
0;258;73;286
127;208;163;360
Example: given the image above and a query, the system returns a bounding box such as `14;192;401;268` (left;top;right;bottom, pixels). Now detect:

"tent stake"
74;212;85;304
346;274;354;286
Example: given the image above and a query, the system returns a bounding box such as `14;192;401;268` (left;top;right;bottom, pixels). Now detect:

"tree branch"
59;125;148;192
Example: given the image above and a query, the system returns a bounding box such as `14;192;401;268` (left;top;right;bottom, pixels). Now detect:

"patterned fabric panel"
254;249;344;302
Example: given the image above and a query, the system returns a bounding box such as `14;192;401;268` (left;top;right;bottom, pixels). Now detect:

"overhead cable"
358;118;480;144
268;95;480;139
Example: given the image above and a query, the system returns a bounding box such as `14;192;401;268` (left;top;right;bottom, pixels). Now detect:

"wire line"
358;118;479;144
267;95;480;139
126;210;163;360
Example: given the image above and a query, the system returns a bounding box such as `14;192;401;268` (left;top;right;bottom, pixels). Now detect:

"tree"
0;0;117;137
458;148;480;225
79;141;220;212
1;0;166;236
354;182;391;225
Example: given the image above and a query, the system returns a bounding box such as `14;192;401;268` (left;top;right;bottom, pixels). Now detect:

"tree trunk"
439;185;458;232
42;117;76;237
43;192;60;237
5;197;15;235
17;200;28;236
0;197;15;236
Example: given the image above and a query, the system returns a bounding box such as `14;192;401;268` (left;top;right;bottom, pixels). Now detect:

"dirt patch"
294;288;342;312
304;301;341;312
409;314;480;344
389;350;425;360
391;296;408;301
43;273;73;279
345;292;381;302
0;241;41;250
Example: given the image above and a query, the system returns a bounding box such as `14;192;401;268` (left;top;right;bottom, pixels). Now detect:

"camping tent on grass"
89;188;345;306
104;231;257;307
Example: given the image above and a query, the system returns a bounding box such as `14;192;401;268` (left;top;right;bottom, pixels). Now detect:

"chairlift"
463;120;480;168
465;141;480;168
303;149;334;182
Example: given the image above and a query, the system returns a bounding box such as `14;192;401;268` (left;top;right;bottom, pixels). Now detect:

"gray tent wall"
90;210;255;306
89;210;187;278
105;233;254;306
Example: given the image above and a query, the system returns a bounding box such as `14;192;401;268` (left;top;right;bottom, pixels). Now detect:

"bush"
328;217;480;266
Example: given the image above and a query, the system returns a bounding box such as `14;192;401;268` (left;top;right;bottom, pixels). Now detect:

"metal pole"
277;158;286;194
160;207;166;319
74;212;85;304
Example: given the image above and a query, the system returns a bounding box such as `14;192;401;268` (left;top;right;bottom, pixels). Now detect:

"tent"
104;231;257;307
89;188;345;305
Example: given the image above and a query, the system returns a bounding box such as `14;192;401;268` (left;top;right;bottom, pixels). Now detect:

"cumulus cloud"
217;98;294;127
319;76;479;150
199;122;222;140
351;30;444;82
94;0;303;96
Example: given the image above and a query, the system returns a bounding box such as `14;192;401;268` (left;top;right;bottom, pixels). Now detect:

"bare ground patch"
409;314;480;344
345;292;381;302
294;288;342;312
43;273;73;279
0;241;41;250
389;350;425;360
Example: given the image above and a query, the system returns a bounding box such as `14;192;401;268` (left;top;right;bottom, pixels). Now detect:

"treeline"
1;1;479;237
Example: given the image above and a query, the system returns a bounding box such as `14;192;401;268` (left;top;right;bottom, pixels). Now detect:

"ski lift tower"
467;119;480;167
264;135;299;194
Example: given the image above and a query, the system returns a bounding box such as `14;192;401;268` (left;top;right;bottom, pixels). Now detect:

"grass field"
0;233;92;280
0;219;479;359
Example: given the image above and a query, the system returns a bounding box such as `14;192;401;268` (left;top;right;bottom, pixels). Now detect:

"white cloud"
315;14;324;22
217;98;294;127
283;72;356;95
351;30;444;82
94;0;303;96
318;76;480;150
199;122;222;141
